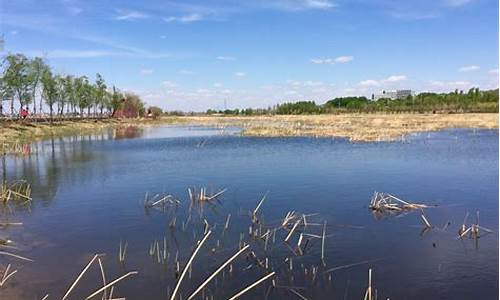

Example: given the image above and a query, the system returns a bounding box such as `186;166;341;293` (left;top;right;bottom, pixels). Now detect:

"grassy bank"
0;117;183;146
0;113;498;146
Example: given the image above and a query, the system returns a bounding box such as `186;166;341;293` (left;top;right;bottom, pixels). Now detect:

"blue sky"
1;0;498;111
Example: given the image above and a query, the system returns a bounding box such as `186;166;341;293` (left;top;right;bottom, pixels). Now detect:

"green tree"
0;76;13;116
63;75;75;114
41;69;58;121
94;73;107;115
2;53;32;115
148;106;163;118
28;57;48;115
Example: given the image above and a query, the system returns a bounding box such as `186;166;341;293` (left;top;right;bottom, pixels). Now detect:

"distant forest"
207;88;499;115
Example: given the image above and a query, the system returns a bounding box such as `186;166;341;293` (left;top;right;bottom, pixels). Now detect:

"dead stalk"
170;230;212;300
227;272;276;300
188;245;250;300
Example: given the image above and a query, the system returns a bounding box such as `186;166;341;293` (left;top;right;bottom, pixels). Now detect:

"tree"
41;69;57;121
55;75;67;116
110;86;123;115
28;57;48;115
63;75;75;114
124;92;145;117
148;106;163;118
94;73;107;115
2;53;32;116
0;76;13;116
74;76;92;116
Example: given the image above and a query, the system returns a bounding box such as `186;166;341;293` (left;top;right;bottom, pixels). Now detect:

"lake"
1;126;498;299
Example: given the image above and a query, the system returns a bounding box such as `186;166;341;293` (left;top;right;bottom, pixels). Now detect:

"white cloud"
311;58;333;64
389;11;439;20
114;10;149;21
304;0;336;9
359;79;380;86
444;0;474;7
10;30;18;35
359;75;407;86
235;72;246;77
430;80;471;87
311;55;353;65
216;55;236;61
163;13;203;23
287;80;324;87
488;69;499;75
384;75;407;82
213;83;223;87
265;0;336;11
140;69;154;75
334;56;354;63
458;65;480;72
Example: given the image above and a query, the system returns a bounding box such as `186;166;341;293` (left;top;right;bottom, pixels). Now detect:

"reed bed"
1;180;32;204
0;185;493;299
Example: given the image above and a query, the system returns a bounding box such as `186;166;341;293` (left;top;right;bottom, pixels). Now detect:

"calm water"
0;126;498;299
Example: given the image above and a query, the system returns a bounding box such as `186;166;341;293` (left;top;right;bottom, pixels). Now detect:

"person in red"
20;108;28;119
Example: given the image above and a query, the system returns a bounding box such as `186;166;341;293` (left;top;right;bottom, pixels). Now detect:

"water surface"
1;126;498;299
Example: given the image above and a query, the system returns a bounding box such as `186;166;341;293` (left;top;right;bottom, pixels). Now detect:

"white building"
373;90;413;100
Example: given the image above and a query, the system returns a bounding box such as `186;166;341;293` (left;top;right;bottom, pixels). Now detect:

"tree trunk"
10;98;14;117
49;105;53;124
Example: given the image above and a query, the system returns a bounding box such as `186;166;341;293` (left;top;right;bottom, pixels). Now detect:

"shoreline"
0;113;498;145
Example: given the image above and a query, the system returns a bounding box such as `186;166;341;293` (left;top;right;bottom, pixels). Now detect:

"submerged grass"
0;180;494;298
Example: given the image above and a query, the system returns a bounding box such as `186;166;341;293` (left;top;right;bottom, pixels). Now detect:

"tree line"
207;89;499;115
0;53;148;120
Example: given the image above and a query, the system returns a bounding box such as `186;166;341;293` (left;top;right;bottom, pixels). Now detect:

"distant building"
374;90;413;101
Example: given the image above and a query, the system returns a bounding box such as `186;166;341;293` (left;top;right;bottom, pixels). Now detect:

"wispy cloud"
458;65;480;72
235;72;246;77
359;79;380;86
488;68;499;75
429;80;473;91
303;0;336;9
140;69;154;75
443;0;474;7
60;0;83;15
262;0;336;11
389;11;439;20
310;55;353;65
430;80;471;86
380;0;475;21
216;55;236;61
114;9;150;21
385;75;407;82
163;13;203;23
359;75;407;86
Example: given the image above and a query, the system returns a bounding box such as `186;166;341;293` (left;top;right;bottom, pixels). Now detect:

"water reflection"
0;127;497;300
113;126;144;140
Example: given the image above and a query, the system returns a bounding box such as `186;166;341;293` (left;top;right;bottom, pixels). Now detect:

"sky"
1;0;499;111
